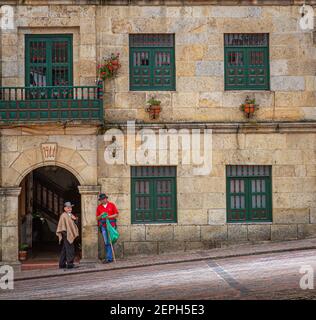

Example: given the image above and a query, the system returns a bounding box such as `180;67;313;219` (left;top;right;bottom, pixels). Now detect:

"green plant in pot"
19;243;29;261
146;97;162;120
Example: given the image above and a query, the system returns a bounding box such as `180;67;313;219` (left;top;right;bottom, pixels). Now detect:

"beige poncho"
56;212;79;244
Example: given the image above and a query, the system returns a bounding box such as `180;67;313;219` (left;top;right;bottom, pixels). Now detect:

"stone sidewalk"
13;238;316;281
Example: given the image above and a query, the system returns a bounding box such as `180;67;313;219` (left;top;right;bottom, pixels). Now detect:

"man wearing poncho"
56;201;79;269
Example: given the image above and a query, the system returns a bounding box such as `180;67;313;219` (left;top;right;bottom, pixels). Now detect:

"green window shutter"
247;48;269;89
25;34;73;88
152;48;175;90
225;48;247;89
249;176;272;221
133;179;154;222
154;178;176;222
130;49;152;90
129;34;175;91
227;177;247;222
131;166;177;224
226;165;272;222
224;33;270;91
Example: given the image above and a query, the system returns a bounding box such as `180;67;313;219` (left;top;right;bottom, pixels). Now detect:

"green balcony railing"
0;82;104;123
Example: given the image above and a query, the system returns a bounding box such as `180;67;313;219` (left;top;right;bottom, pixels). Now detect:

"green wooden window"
131;166;177;223
25;34;73;88
226;165;272;222
224;34;270;90
129;34;175;91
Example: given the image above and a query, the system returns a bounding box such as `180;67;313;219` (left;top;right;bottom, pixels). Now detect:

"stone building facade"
1;0;316;268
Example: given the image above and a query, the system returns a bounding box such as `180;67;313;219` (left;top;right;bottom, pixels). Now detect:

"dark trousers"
59;232;75;268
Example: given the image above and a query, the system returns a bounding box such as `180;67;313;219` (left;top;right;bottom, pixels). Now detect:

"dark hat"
64;201;74;208
98;193;108;201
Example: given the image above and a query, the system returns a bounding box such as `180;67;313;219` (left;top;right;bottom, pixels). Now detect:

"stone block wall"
0;193;3;260
0;4;315;122
97;130;316;257
0;129;99;187
0;126;101;263
98;5;316;123
1;3;316;259
1;5;97;87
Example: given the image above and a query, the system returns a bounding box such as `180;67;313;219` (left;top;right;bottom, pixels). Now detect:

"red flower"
98;53;121;80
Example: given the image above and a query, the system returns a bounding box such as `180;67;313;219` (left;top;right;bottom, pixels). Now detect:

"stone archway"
3;143;95;187
0;142;100;269
20;166;82;261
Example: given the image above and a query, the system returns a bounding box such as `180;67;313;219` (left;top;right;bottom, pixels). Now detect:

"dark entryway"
19;166;81;267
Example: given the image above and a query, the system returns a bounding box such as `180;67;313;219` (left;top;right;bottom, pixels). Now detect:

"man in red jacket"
96;193;119;263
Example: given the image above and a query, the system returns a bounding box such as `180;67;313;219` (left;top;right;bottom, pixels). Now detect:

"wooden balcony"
0;83;103;123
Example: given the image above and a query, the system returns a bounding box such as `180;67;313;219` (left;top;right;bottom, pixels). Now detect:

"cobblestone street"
1;249;316;300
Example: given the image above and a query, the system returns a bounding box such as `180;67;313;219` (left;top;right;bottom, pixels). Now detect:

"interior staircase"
33;171;66;224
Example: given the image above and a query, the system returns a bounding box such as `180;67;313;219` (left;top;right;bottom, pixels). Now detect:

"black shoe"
66;264;79;269
59;265;66;269
102;259;113;264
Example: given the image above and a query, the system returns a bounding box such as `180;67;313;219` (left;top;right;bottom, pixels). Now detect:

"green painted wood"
131;166;177;224
224;34;270;91
0;85;103;122
0;34;102;123
226;165;272;222
130;48;152;90
129;35;175;91
25;34;73;88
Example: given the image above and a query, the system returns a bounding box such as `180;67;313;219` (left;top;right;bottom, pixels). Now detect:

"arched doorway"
18;166;81;266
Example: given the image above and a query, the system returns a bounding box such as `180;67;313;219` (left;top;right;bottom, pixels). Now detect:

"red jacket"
96;202;118;228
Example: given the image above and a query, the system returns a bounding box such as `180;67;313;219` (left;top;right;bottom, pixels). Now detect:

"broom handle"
106;221;116;263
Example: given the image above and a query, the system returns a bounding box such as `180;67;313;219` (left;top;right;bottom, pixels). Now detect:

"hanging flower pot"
148;105;162;119
244;104;255;114
240;96;258;118
97;53;121;82
146;97;162;120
